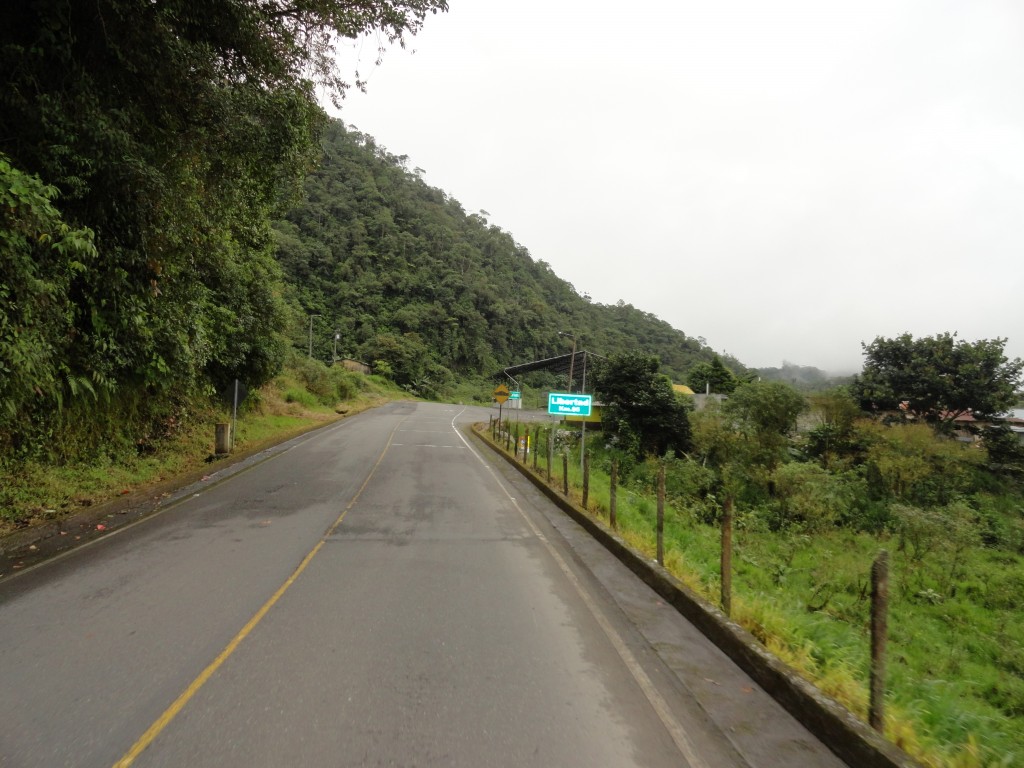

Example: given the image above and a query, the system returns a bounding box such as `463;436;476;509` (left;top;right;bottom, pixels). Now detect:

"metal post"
568;336;576;392
558;331;577;392
579;350;587;475
562;453;569;495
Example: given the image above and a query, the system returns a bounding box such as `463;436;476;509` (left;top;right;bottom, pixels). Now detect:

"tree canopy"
723;380;808;470
592;352;692;458
853;333;1024;423
687;356;739;394
272;121;737;389
0;0;750;459
0;0;445;457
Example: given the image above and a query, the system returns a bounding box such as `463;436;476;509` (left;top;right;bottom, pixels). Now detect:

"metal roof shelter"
497;350;601;393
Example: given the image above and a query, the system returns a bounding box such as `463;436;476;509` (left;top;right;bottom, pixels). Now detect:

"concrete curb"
470;425;921;768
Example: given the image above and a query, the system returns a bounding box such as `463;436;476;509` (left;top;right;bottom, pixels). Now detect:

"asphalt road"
0;402;847;767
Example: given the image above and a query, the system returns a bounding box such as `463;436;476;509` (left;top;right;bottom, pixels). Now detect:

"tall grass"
0;363;407;533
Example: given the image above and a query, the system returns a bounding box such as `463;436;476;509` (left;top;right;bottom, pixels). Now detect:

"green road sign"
548;392;592;417
509;391;521;400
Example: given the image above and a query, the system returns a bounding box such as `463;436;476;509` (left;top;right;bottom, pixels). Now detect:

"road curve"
0;402;846;767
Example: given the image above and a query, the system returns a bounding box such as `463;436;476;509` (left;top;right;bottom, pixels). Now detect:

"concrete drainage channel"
470;425;921;768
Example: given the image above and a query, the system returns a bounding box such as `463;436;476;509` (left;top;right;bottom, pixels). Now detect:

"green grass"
0;365;409;534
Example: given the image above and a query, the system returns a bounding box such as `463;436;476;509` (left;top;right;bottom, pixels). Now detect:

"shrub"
663;456;717;503
858;421;985;506
765;461;866;532
283;387;318;408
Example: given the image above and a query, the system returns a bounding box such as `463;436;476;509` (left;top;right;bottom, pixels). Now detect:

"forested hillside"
1;0;737;468
273;120;739;393
1;1;443;464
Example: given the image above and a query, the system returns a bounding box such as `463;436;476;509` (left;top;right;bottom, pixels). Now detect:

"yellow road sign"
493;384;510;403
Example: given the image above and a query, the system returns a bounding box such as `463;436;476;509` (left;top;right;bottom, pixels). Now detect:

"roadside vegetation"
484;416;1023;768
484;339;1024;768
4;5;1022;764
2;1;739;538
0;354;409;536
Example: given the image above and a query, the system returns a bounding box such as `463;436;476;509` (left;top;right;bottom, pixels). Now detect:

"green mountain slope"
273;120;743;392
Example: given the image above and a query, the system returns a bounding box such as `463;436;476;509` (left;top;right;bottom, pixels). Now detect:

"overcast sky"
332;0;1024;373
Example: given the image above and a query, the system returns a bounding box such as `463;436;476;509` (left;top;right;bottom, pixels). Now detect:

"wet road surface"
0;402;847;767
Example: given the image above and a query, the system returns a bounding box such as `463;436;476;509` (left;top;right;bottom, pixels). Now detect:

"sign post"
494;384;510;429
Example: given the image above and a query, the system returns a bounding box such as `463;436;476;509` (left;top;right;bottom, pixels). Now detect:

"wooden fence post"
657;462;665;566
609;457;618;529
721;496;733;617
533;427;540;469
870;550;890;732
547;430;553;484
582;452;590;510
562;453;569;495
514;424;520;459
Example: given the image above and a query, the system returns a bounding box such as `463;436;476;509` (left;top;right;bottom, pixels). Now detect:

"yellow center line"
113;419;403;768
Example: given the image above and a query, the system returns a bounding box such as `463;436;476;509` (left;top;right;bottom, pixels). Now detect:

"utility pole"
333;331;340;365
559;331;577;392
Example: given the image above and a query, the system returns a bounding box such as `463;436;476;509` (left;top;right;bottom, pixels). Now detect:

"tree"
723;381;808;470
858;421;984;506
593;352;692;458
687;355;738;394
853;333;1023;424
0;154;97;425
804;387;861;469
362;331;432;389
0;0;446;456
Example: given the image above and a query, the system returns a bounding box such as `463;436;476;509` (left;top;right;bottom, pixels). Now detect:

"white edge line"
449;414;708;768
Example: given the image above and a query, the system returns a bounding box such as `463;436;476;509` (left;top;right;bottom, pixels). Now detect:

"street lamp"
558;331;577;392
308;314;321;358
